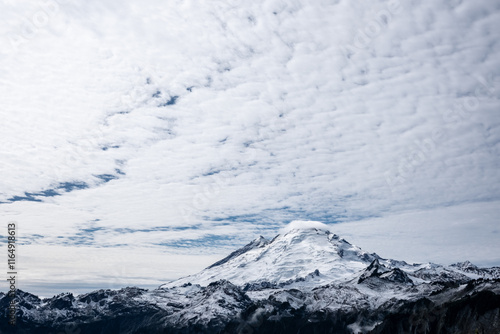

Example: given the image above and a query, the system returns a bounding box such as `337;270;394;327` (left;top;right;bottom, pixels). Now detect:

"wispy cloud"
1;0;499;296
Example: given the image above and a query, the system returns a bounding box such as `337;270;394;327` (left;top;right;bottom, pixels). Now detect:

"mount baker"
1;225;499;333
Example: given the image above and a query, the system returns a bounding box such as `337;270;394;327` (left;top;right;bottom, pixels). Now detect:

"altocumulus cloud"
0;0;499;295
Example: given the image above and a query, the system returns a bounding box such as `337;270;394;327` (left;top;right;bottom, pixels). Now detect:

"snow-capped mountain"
162;228;378;288
162;227;499;290
1;227;499;334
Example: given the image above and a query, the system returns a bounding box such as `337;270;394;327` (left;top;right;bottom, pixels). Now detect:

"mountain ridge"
162;228;381;289
1;227;499;333
162;227;500;291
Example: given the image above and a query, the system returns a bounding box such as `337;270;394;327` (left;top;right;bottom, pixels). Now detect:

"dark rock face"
382;268;413;284
358;259;413;285
358;259;391;283
45;292;75;310
371;289;500;334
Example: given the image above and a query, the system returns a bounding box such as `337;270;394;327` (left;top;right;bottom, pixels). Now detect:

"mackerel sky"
1;0;499;296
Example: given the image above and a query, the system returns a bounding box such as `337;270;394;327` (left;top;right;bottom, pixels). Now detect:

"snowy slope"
161;228;378;288
162;227;500;292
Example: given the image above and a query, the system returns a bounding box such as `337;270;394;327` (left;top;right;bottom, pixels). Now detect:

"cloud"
279;220;333;234
0;0;499;296
332;200;500;268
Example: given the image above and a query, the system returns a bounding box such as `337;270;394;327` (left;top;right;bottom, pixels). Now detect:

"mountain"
1;227;499;334
163;227;499;290
161;228;378;289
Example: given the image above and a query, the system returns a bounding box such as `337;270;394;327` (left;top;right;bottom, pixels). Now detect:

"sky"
1;0;499;297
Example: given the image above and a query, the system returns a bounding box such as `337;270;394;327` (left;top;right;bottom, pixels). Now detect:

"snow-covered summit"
162;224;500;291
162;226;378;288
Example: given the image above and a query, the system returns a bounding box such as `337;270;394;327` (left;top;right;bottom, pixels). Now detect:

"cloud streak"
0;0;499;295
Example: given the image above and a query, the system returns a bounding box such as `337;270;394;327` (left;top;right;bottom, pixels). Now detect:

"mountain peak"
451;261;478;270
164;227;378;288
